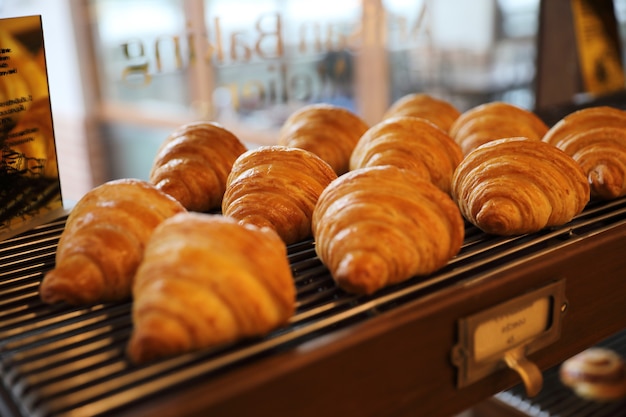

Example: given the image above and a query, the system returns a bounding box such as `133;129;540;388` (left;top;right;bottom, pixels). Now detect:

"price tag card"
0;15;64;240
452;280;567;389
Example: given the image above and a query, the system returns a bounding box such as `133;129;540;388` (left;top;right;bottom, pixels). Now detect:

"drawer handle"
504;347;543;397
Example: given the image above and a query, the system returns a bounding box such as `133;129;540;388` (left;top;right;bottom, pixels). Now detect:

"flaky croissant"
382;93;461;132
278;104;369;175
40;179;186;305
350;116;463;194
451;137;590;236
542;106;626;200
223;145;337;245
149;121;247;212
127;212;295;363
312;165;465;295
543;106;626;146
449;102;549;155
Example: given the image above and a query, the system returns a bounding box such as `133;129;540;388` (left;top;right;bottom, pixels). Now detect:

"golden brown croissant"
149;121;247;212
222;145;337;245
542;106;626;200
127;212;296;364
40;179;186;305
312;165;465;295
350;116;463;194
278;103;369;175
382;93;461;132
542;106;626;146
451;137;590;236
449;102;549;155
554;127;626;200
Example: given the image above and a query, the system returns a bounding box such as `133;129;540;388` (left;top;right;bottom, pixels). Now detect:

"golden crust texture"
382;93;461;132
542;106;626;200
449;101;549;155
127;212;295;364
39;179;186;305
451;137;590;236
542;106;626;146
149;121;247;212
350;116;463;194
278;103;369;175
312;165;465;295
222;145;337;245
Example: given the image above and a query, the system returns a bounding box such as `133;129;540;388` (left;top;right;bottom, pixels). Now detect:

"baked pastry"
350;116;463;194
312;165;465;295
543;106;626;146
149;121;247;212
278;103;369;175
222;145;337;245
449;101;549;155
451;137;590;236
542;106;626;200
382;93;461;132
39;179;186;305
560;347;626;402
127;212;296;364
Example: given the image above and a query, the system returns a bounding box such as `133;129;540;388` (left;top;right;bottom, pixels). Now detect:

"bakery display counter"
1;195;626;417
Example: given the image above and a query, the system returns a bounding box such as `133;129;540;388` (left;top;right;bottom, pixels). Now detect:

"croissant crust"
149;121;247;211
449;102;549;155
382;93;461;132
278;104;369;175
39;179;186;305
451;137;590;235
350;116;463;194
222;145;337;245
312;165;464;295
542;106;626;200
542;106;626;146
128;212;295;363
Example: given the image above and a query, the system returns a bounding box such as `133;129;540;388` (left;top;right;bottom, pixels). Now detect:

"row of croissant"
38;94;626;364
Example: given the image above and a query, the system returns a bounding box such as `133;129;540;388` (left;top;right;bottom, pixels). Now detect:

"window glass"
205;0;362;130
86;0;542;181
90;0;191;114
384;0;539;111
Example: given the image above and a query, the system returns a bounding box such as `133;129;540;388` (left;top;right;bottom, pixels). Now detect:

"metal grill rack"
1;196;626;417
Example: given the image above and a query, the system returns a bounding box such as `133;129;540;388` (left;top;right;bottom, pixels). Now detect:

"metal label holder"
452;280;568;397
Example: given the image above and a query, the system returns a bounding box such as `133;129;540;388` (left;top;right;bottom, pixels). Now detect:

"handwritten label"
473;297;550;362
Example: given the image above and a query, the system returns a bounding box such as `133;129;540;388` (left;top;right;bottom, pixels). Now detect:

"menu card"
0;15;63;240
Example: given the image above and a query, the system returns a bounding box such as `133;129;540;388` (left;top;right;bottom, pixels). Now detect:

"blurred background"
1;0;625;203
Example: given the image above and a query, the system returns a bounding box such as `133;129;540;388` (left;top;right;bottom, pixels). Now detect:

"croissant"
382;93;461;132
149;121;247;212
449;102;549;155
451;137;590;236
312;165;465;295
222;145;337;245
543;106;626;146
127;212;296;364
350;116;463;194
542;106;626;200
278;103;369;175
39;179;186;305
